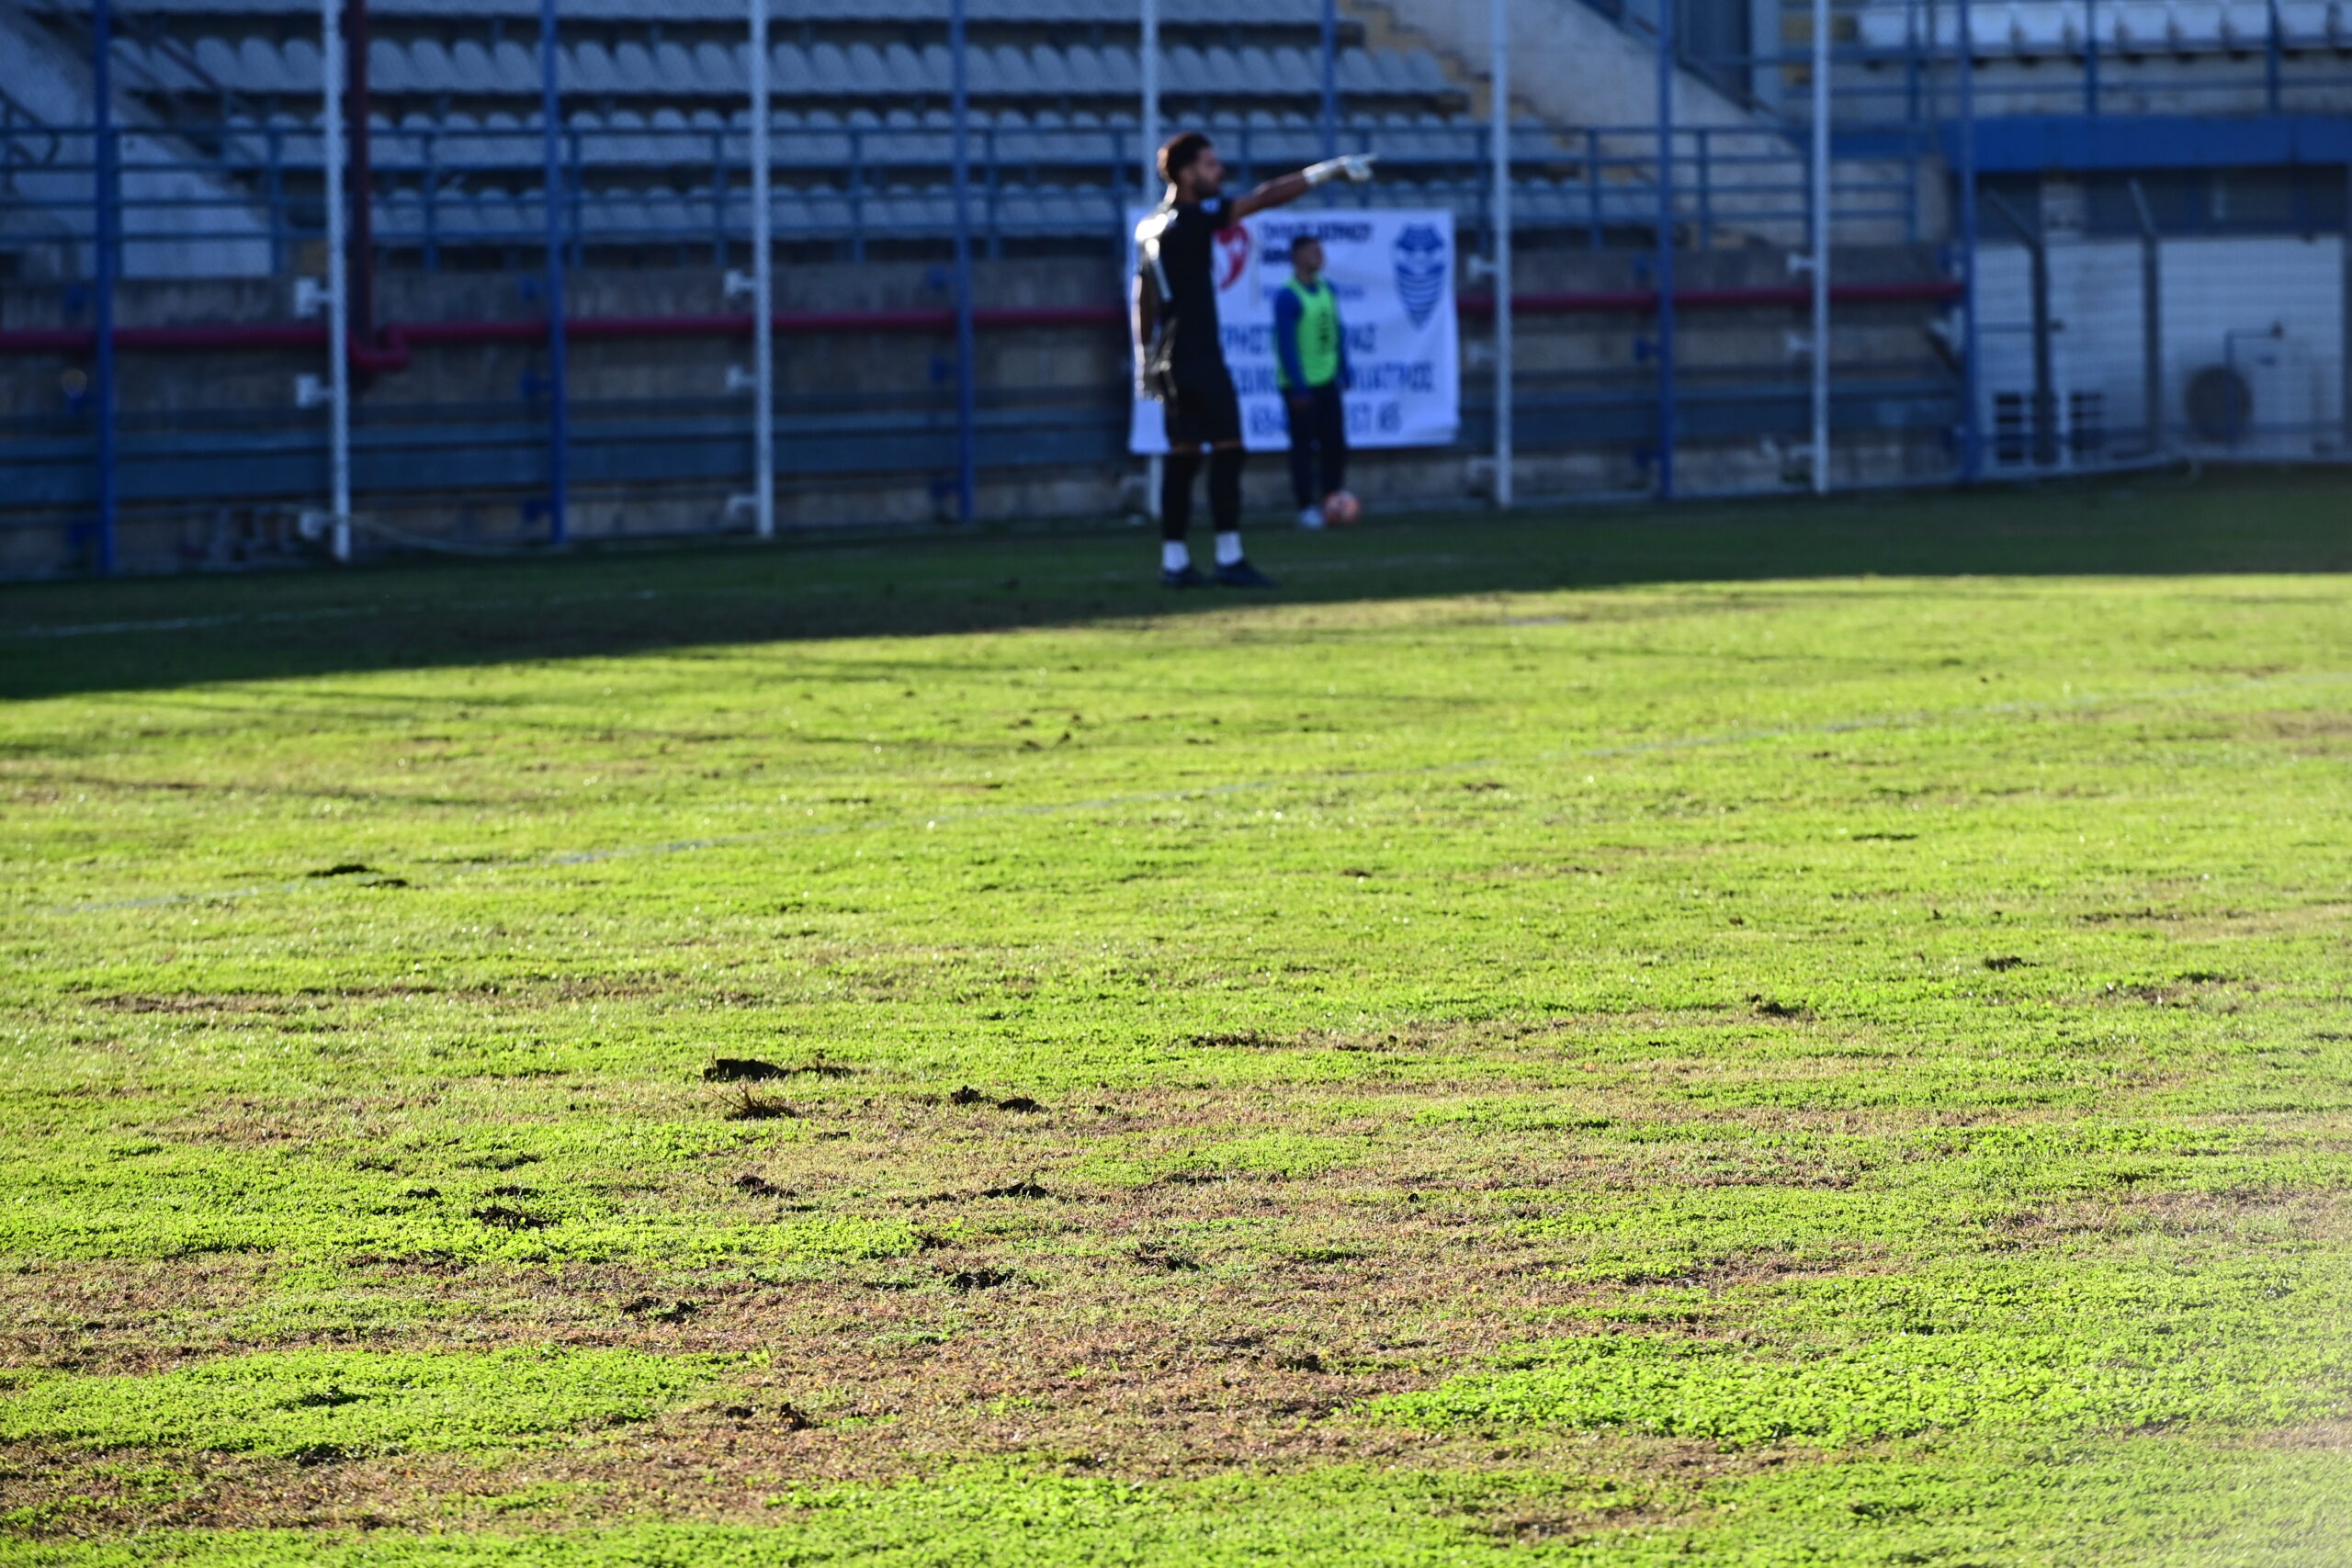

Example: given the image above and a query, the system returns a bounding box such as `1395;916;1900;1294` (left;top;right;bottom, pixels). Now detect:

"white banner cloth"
1125;206;1460;455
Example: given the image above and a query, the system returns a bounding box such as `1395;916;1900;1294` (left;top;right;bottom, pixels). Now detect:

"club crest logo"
1391;223;1447;328
1214;225;1252;292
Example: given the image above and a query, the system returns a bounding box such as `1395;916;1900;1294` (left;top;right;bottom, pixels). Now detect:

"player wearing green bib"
1274;234;1352;529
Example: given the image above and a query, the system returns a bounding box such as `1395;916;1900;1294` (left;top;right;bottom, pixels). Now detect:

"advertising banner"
1126;206;1460;456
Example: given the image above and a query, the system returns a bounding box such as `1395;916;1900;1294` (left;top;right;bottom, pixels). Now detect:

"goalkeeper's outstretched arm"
1227;152;1378;220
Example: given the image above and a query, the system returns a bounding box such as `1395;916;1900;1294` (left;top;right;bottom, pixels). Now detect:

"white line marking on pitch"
10;591;663;640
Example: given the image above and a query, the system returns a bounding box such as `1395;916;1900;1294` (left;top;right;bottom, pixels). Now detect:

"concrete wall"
0;242;1961;577
1974;232;2350;464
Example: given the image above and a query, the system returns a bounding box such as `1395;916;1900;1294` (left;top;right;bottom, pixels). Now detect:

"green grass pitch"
3;472;2349;1565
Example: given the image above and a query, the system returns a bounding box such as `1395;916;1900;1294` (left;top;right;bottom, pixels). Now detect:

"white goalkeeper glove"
1304;152;1379;186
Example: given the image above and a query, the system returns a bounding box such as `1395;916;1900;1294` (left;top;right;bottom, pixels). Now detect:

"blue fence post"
1319;0;1338;160
424;133;439;271
985;127;1001;259
569;126;584;271
91;0;118;575
711;129;727;267
266;131;287;275
2084;0;2099;114
2264;0;2280;112
1654;0;1677;500
1586;127;1602;248
538;0;568;543
1695;125;1711;249
1908;0;1928;119
950;0;977;525
1956;0;1981;482
849;130;865;262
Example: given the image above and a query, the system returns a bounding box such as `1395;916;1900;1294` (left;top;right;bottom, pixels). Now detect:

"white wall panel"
1975;232;2346;463
2161;235;2344;456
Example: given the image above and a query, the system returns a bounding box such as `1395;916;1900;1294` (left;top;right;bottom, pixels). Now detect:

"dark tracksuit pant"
1283;381;1348;510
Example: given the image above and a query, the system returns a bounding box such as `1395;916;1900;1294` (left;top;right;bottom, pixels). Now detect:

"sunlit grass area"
5;473;2349;1564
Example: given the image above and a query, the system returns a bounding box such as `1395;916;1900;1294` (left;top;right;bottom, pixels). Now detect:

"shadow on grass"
4;467;2346;702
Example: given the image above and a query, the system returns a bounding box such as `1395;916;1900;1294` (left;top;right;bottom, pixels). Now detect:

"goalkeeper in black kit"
1133;131;1375;588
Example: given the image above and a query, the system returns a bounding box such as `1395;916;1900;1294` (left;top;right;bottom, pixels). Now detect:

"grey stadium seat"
375;187;425;244
582;193;639;241
797;189;854;240
388;110;438;168
449;39;500;93
988;44;1036;94
237;38;291;93
793;109;851;165
468;190;524;243
280;37;322;90
646;189;697;240
846;43;892;92
1401;50;1451;93
1026;43;1074;93
604;107;654;164
110;39;180;95
883;42;931;93
492;40;538;93
567;42;619;95
366;38;411;93
191;36;242;88
1161;45;1208;95
1095;47;1143;95
695;42;745;93
807;43;852;93
1236;46;1283;95
655;41;699;94
406;39;458;93
1334;50;1383;94
1268;47;1314;90
484;111;537;168
612;42;661;94
650;106;693;158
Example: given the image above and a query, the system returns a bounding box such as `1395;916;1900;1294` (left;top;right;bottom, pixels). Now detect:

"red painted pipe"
345;0;374;344
0;305;1124;362
0;281;1961;363
1462;278;1964;315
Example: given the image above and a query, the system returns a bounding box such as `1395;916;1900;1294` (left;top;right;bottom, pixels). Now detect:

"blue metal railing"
0;116;1924;276
1709;0;2352;124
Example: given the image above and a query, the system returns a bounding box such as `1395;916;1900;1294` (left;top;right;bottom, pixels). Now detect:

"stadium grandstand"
0;0;2345;572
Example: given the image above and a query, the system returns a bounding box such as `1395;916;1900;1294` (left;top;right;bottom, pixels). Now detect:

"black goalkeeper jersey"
1136;194;1235;397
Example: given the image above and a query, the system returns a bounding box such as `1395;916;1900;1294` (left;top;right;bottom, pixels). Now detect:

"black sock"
1208;446;1243;536
1161;451;1201;542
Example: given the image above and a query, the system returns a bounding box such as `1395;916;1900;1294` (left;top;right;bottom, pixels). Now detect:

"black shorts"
1161;374;1243;451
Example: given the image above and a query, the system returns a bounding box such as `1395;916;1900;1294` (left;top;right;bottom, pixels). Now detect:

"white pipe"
321;0;351;560
1490;0;1511;508
750;0;775;537
1809;0;1830;493
1140;0;1160;523
1139;0;1159;190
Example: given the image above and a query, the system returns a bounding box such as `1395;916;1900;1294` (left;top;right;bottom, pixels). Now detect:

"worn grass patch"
3;1445;2346;1564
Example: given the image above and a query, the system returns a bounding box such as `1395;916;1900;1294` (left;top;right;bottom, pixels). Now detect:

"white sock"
1161;541;1190;572
1214;531;1244;567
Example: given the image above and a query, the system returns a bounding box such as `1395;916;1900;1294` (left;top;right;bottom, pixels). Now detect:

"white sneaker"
1296;505;1326;530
